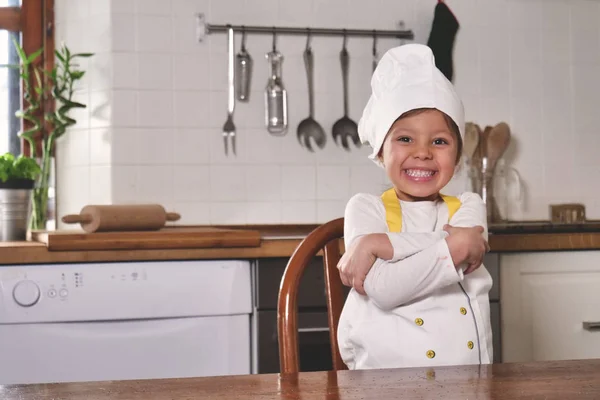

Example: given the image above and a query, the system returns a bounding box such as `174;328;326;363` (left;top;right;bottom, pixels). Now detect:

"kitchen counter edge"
3;227;600;265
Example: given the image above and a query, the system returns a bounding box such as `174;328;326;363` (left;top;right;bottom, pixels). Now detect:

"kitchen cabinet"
485;253;502;362
500;251;600;363
251;257;350;374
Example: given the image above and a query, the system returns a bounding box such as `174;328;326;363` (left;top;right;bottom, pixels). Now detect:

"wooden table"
4;359;600;399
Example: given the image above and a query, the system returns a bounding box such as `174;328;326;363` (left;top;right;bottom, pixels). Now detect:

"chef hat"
358;44;465;167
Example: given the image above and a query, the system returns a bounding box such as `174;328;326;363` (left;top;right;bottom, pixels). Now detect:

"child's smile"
379;109;459;202
404;168;437;181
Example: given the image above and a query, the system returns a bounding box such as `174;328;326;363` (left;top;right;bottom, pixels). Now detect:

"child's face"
379;109;459;201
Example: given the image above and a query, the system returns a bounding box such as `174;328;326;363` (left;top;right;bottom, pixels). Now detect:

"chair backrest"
277;217;348;374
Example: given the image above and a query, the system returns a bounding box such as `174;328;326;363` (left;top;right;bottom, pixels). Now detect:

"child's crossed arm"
338;192;488;311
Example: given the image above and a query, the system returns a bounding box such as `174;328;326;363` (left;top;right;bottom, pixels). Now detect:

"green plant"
0;152;41;183
11;38;93;230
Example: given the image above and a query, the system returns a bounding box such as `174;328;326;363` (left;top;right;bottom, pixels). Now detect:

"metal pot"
0;179;34;241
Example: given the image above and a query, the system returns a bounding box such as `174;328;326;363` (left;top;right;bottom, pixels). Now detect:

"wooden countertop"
0;238;305;265
5;359;600;399
3;225;600;265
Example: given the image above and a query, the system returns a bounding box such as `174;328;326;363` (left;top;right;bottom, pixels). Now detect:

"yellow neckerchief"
380;188;461;232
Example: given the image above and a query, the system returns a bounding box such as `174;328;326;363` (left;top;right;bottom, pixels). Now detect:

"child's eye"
433;138;448;145
397;136;411;143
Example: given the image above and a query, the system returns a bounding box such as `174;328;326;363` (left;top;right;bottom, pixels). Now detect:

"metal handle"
298;327;329;333
303;47;314;118
340;38;349;116
372;30;378;72
583;322;600;331
227;25;235;116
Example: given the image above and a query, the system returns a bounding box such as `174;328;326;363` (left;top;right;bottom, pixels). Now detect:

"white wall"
54;0;600;225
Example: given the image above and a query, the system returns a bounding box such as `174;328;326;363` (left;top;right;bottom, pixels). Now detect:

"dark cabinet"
253;257;349;374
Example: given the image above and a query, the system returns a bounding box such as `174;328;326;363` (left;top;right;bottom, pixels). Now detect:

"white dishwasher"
0;259;252;385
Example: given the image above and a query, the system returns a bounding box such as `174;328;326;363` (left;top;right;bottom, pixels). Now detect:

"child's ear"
377;148;384;163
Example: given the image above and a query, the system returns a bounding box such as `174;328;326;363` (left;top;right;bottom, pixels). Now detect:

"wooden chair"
277;217;348;374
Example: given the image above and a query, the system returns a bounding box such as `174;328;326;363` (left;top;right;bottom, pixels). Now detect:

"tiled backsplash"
54;0;600;225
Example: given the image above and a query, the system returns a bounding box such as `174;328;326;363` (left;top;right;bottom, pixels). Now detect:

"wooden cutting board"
31;227;262;252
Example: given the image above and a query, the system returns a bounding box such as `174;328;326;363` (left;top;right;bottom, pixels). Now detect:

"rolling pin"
61;204;181;233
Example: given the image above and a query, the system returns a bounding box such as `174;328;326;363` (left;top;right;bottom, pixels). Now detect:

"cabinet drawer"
501;252;600;363
526;273;600;361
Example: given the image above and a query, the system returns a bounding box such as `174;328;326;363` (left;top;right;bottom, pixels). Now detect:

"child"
336;44;493;370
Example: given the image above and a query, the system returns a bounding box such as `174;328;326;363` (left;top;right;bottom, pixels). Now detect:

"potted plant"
0;152;41;241
11;38;93;231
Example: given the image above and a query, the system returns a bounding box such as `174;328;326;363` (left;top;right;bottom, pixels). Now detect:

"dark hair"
377;108;463;164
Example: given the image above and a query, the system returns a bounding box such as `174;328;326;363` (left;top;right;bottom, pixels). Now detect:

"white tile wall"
56;0;600;226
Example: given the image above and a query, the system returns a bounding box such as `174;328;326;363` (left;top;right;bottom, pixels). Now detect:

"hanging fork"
222;25;236;156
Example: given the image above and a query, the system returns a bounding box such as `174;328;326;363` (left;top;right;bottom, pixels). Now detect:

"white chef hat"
358;44;465;167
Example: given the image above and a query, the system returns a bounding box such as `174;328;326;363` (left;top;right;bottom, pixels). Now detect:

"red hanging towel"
427;1;459;82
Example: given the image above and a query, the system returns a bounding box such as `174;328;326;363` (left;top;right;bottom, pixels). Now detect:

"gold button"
415;318;424;326
467;341;474;350
460;307;467;315
426;350;436;359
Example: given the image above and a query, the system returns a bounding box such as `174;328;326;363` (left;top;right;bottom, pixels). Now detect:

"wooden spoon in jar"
464;122;480;164
486;122;511;172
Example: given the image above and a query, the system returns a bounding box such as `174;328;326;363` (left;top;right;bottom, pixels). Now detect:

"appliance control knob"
13;280;41;307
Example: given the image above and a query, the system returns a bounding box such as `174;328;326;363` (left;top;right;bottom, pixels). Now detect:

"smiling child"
336;44;493;370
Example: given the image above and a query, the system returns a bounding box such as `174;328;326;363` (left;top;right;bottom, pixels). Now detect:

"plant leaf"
26;48;43;64
70;70;85;79
54;49;65;63
13;155;41;180
33;68;43;89
12;37;27;63
63;100;86;108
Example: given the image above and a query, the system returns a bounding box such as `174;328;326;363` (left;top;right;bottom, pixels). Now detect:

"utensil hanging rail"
196;13;414;41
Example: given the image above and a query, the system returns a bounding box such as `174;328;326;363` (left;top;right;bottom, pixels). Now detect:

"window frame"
0;0;54;157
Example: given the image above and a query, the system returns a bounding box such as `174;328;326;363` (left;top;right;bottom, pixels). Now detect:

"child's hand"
337;234;392;295
443;224;490;274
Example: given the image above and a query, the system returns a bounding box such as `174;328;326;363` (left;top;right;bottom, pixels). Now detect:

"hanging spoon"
296;28;326;151
331;31;360;151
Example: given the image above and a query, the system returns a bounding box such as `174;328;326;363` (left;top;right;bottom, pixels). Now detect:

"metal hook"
241;26;247;51
305;27;311;50
272;27;277;51
372;30;377;56
342;29;347;49
371;30;379;73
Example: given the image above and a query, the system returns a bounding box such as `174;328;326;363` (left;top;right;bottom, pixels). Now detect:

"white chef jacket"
337;191;494;370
